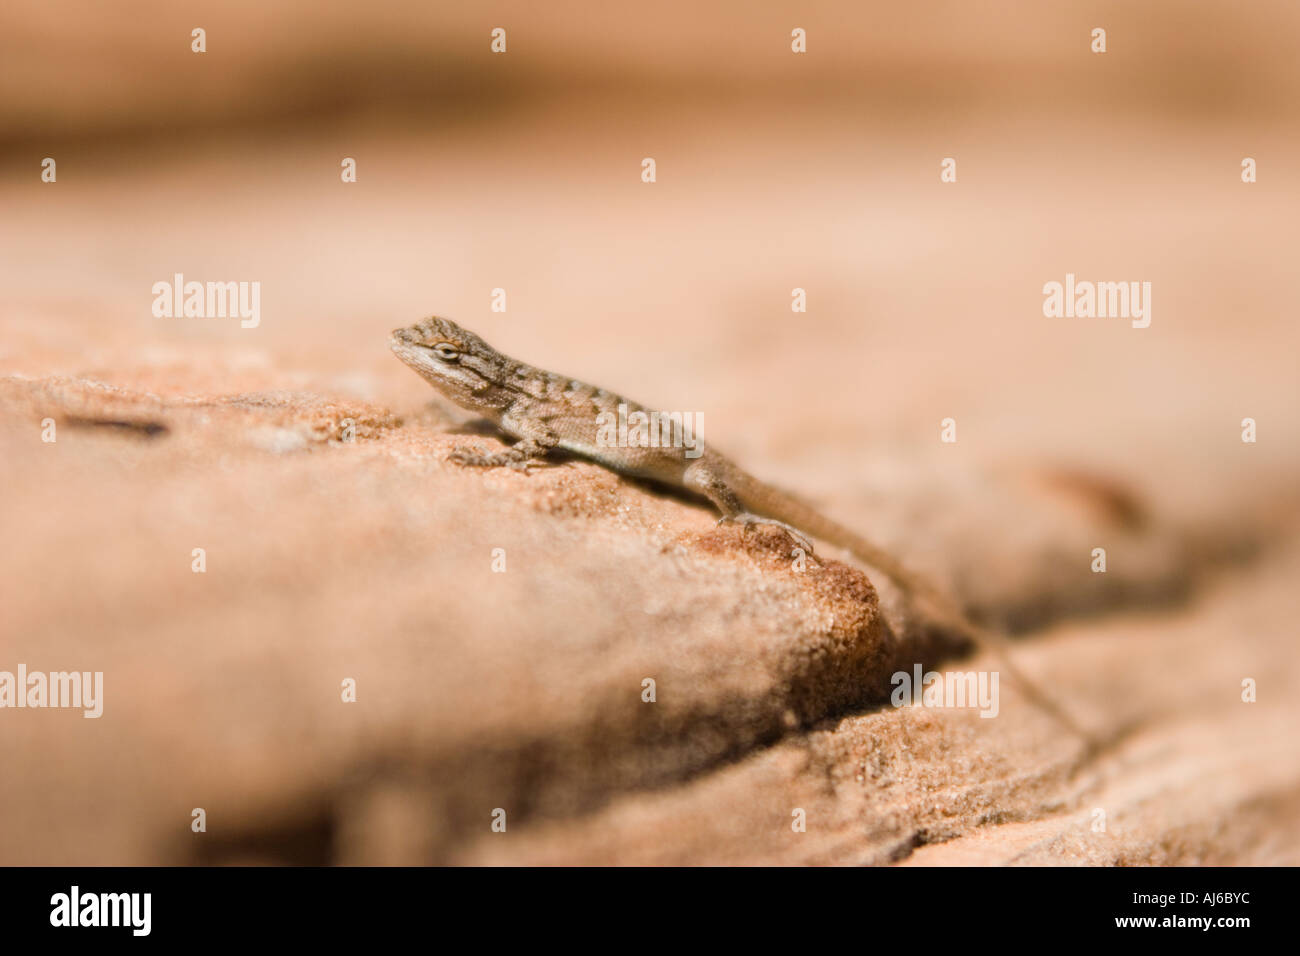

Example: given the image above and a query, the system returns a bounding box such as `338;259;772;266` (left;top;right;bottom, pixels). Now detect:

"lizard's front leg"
448;411;559;472
448;437;551;471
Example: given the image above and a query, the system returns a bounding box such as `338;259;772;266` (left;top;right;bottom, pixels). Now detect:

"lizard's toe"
720;513;820;561
448;445;499;468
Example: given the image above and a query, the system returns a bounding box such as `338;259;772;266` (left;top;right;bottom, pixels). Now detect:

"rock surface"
2;0;1298;865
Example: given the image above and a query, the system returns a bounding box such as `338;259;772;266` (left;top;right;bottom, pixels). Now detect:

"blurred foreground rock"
2;373;1296;864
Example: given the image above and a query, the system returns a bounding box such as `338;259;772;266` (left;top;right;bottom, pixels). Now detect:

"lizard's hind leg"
721;513;822;563
684;460;821;563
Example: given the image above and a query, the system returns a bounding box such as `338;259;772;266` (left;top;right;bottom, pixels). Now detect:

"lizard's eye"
431;343;460;361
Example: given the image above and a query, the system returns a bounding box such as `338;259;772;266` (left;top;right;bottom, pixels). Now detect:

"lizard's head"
390;317;509;404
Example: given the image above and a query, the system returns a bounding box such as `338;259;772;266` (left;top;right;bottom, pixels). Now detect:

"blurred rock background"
1;0;1297;864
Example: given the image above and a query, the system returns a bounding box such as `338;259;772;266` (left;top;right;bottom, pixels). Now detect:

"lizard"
390;316;1097;748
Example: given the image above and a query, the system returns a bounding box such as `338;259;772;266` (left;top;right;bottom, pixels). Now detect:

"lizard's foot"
448;444;543;472
720;513;822;563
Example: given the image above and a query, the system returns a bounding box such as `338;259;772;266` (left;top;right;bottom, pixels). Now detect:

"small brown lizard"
391;316;1095;746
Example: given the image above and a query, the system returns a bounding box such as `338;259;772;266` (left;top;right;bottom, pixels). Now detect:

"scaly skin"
390;316;1097;748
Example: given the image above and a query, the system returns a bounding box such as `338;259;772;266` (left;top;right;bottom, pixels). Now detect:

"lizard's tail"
729;472;1097;747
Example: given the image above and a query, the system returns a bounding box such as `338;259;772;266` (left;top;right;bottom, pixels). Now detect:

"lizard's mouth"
389;334;432;369
390;337;486;396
